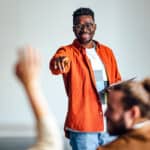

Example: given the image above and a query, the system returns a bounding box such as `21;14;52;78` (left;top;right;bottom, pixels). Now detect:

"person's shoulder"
100;44;112;51
96;41;114;57
55;43;74;57
97;136;128;150
95;41;112;51
57;43;73;51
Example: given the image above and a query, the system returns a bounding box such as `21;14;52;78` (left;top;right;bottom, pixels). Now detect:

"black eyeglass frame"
73;23;95;31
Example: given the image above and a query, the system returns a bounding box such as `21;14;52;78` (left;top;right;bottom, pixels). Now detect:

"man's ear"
130;106;141;119
124;106;141;128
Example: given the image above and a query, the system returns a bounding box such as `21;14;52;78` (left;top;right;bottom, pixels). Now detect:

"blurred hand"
53;56;70;73
15;46;41;86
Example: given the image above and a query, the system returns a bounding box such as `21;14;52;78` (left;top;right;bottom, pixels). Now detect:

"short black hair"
73;7;95;25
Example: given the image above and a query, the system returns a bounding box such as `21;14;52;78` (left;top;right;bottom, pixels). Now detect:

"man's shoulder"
57;43;73;51
97;136;128;150
96;42;114;57
97;42;112;51
95;40;112;52
97;131;145;150
55;43;75;56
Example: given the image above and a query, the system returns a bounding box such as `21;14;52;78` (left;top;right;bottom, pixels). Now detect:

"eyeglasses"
74;23;95;30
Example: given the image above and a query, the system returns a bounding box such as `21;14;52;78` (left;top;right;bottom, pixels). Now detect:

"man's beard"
107;116;129;136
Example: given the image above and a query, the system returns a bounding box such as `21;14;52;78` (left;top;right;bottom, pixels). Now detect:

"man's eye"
86;23;93;27
86;24;90;28
74;23;94;30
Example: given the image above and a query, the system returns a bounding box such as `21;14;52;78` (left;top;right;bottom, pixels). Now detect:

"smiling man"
50;8;121;150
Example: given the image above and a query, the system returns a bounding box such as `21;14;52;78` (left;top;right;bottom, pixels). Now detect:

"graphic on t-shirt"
94;70;108;104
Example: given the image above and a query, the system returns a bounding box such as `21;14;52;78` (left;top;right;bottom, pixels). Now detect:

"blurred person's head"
105;78;150;136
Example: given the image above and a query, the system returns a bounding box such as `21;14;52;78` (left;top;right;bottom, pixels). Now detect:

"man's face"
73;15;96;44
105;91;129;136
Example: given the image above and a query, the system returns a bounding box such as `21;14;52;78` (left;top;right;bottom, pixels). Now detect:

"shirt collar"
72;39;100;53
133;120;150;129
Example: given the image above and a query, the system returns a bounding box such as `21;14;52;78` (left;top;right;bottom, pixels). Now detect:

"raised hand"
15;46;41;86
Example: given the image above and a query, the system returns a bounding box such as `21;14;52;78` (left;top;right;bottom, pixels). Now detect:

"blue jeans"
69;131;116;150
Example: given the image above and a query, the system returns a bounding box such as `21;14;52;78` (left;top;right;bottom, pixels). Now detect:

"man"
50;7;121;150
15;47;63;150
97;78;150;150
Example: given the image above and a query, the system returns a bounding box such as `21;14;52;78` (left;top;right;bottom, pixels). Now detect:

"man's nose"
81;25;88;32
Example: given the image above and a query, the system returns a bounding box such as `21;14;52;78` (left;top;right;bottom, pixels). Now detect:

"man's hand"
15;46;41;86
53;56;70;73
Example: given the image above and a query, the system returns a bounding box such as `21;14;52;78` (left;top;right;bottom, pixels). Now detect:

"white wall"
0;0;150;137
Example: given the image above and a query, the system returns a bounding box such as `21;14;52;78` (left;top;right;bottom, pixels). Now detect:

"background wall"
0;0;150;143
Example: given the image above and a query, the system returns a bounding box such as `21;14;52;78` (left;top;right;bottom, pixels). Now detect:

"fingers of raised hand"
18;46;41;67
16;46;41;80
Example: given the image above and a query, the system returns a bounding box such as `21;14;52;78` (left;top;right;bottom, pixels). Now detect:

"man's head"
72;8;96;46
105;78;150;136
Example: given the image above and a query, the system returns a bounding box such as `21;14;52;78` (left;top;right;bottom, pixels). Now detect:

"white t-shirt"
86;47;108;131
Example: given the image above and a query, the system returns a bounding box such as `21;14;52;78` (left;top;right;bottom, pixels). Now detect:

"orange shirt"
50;39;121;135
